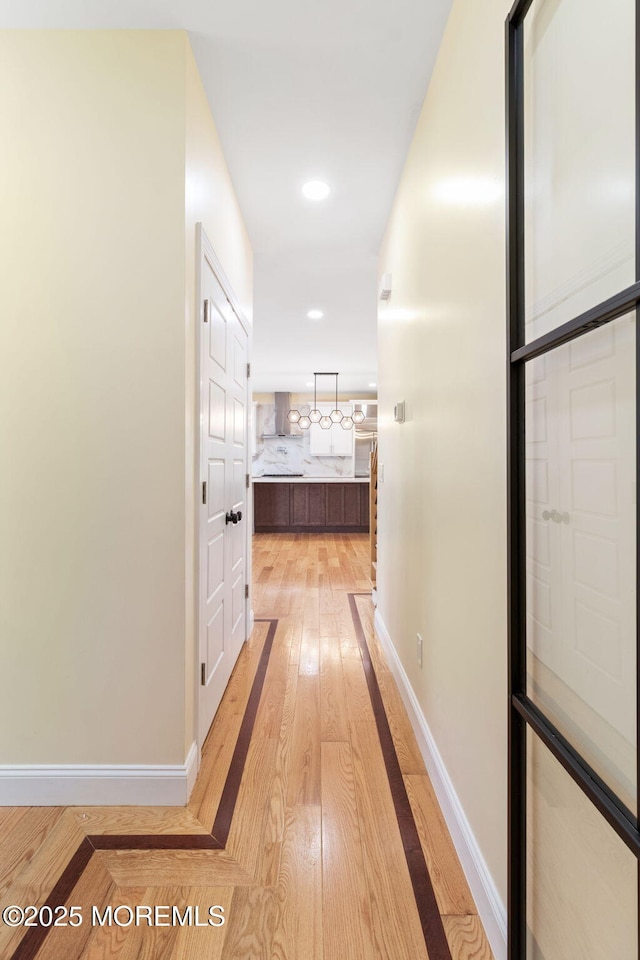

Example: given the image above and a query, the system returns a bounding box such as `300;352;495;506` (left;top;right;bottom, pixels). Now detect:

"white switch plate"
417;632;423;668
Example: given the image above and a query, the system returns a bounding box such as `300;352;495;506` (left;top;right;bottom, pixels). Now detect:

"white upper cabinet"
309;405;354;457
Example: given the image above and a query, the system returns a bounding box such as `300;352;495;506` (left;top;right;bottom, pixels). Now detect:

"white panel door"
228;318;248;662
199;239;249;744
526;317;635;741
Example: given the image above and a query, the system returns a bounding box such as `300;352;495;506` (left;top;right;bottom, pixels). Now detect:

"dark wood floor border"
210;617;277;845
347;593;454;960
8;618;279;960
89;833;222;850
9;838;94;960
11;601;457;960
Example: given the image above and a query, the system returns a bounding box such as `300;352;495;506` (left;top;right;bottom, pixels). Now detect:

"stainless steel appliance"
353;402;377;477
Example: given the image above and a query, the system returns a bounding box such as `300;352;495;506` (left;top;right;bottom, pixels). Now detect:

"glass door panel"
508;0;639;955
525;314;637;811
523;0;635;342
526;731;637;959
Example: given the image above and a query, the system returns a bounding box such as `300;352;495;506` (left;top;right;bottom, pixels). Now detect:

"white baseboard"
0;740;200;807
374;610;507;960
185;740;199;802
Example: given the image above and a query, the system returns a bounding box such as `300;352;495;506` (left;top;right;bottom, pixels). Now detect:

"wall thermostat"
394;401;405;423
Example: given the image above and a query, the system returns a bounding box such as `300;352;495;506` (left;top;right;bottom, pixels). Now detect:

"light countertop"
252;476;369;483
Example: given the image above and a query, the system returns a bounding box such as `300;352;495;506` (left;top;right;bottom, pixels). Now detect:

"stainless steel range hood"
262;392;301;438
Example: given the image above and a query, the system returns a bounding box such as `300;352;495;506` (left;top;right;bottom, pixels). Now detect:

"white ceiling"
1;0;452;394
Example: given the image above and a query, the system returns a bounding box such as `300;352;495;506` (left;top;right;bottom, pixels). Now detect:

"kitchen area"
251;390;377;534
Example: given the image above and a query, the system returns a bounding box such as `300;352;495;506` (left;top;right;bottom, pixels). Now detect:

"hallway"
0;534;491;960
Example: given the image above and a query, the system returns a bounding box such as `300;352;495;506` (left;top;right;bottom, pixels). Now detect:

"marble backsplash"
252;403;354;478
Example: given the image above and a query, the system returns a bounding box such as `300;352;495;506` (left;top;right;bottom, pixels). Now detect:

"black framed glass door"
506;0;639;956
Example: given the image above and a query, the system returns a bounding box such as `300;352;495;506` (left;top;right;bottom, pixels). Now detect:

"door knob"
541;509;570;524
237;511;242;522
225;510;237;525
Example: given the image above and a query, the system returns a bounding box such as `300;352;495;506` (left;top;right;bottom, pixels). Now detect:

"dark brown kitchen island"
253;478;369;533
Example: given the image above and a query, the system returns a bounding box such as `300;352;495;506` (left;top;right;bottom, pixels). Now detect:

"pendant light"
330;373;343;423
287;372;354;430
287;374;315;428
309;373;322;423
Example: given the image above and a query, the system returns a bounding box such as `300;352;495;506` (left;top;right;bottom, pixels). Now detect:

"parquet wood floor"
0;533;493;960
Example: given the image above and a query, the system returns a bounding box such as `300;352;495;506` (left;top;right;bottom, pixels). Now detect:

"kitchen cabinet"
254;482;369;533
291;484;326;526
326;483;360;526
309;423;332;456
253;481;290;528
329;422;354;456
309;406;354;457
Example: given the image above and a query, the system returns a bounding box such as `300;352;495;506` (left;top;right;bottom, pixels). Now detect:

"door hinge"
246;473;250;489
247;362;251;378
203;299;210;323
245;584;249;600
202;481;207;504
201;662;206;686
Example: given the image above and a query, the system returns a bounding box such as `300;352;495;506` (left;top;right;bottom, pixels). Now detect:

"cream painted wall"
183;39;253;754
0;31;252;769
377;0;510;905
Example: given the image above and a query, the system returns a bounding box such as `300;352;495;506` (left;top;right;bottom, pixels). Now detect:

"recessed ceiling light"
302;180;330;201
369;382;377;388
306;381;313;387
307;309;324;320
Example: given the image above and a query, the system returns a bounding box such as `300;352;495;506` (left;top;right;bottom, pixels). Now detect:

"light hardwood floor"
0;533;493;960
